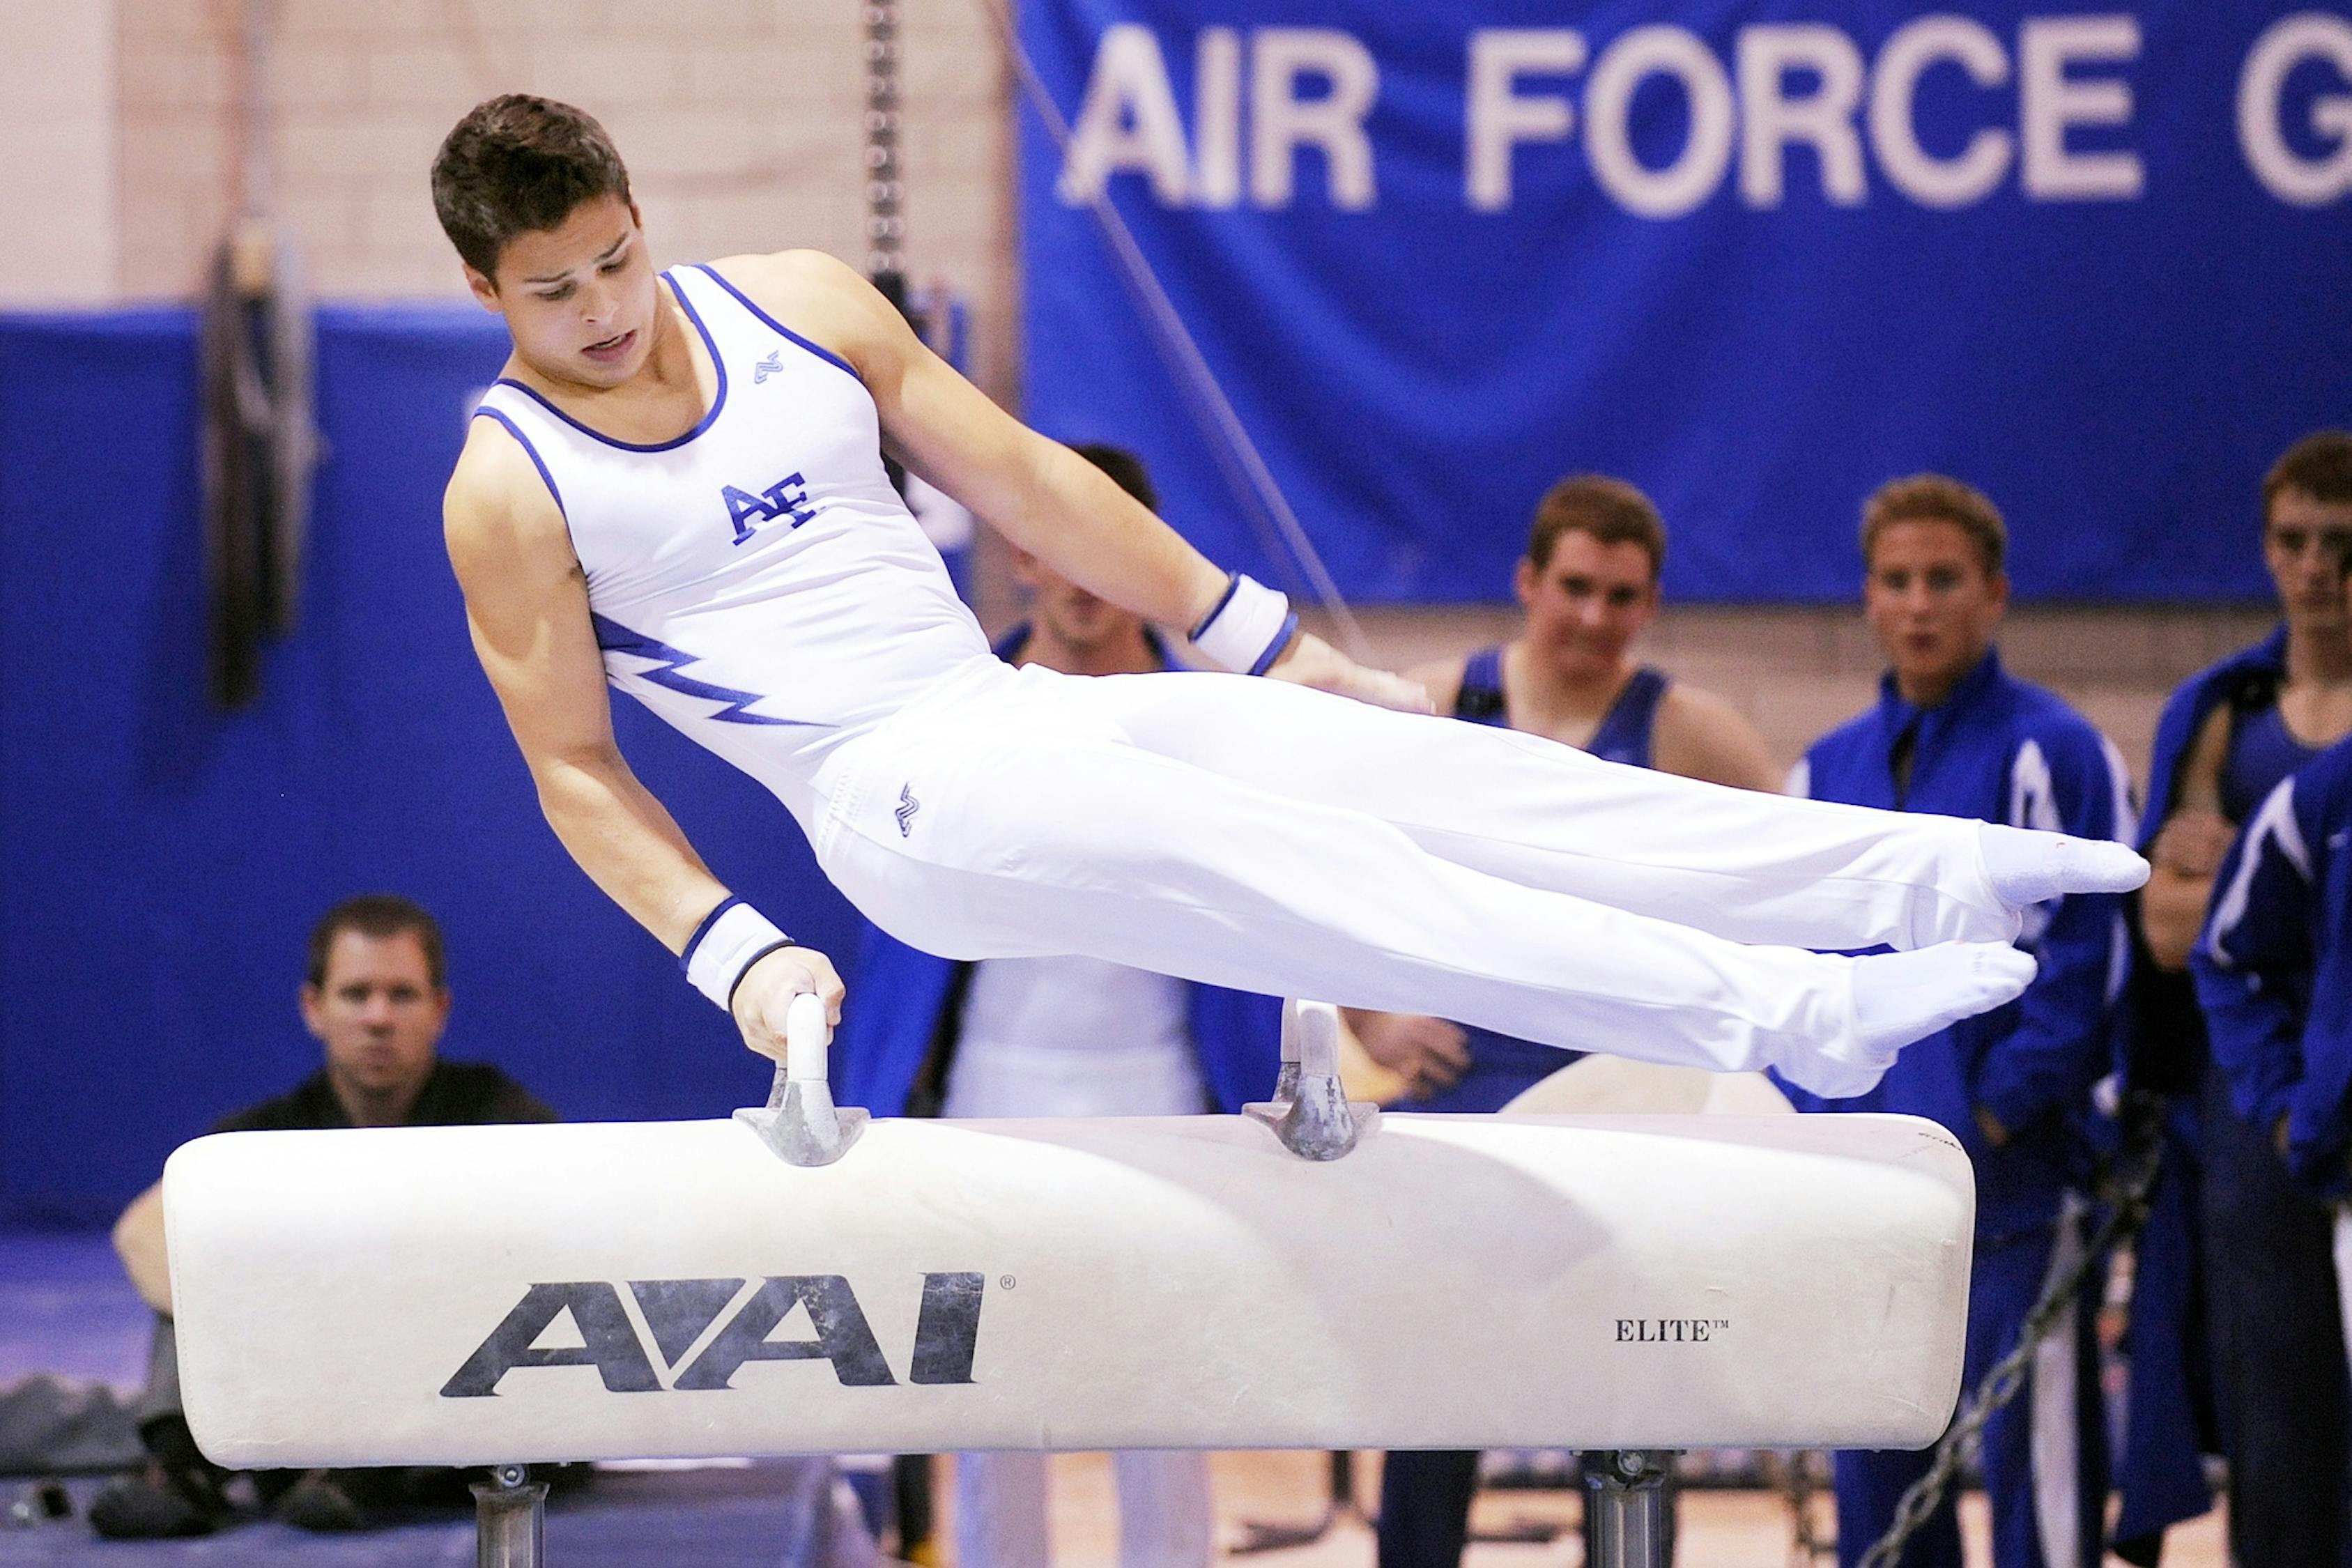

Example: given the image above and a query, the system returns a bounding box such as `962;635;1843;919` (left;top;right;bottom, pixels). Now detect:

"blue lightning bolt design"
592;614;814;727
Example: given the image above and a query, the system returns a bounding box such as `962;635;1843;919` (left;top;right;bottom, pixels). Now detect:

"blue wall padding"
0;308;864;1223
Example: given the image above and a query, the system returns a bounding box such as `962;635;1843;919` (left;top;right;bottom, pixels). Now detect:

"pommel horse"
163;997;1974;1567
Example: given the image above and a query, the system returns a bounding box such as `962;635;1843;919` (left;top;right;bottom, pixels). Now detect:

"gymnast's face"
1864;518;2008;707
1517;530;1660;684
467;194;659;390
300;928;449;1114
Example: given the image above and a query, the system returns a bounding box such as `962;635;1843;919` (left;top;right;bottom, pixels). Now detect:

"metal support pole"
1583;1451;1674;1568
472;1463;546;1568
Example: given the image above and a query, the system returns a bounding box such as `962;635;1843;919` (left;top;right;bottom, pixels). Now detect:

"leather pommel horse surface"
165;1107;1973;1469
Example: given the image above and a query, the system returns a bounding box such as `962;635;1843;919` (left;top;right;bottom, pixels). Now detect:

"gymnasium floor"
1;1228;2228;1565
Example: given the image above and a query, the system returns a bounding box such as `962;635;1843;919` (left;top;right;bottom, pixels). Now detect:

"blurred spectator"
1784;475;2130;1568
1373;474;1778;1568
832;444;1282;1568
91;895;558;1539
2119;431;2352;1566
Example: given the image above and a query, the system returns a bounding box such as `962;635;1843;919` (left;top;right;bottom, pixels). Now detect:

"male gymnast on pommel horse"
432;95;2145;1101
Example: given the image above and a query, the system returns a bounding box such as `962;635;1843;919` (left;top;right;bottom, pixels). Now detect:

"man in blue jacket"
832;444;1282;1568
2196;676;2352;1201
2115;430;2352;1566
2189;545;2352;1562
1788;475;2133;1568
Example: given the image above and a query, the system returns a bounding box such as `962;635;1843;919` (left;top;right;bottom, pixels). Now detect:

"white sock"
1977;824;2149;909
1778;943;2039;1101
1852;942;2037;1058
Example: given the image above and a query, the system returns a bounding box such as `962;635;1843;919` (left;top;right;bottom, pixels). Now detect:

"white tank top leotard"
472;263;990;829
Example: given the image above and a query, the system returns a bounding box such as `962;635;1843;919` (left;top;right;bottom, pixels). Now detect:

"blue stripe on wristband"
1188;572;1241;641
1247;612;1300;676
725;939;800;1011
679;896;747;972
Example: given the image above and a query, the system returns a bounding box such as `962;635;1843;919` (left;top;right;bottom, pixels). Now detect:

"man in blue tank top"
834;447;1283;1568
426;97;2144;1175
2121;431;2352;1567
1789;476;2133;1568
1370;476;1780;1568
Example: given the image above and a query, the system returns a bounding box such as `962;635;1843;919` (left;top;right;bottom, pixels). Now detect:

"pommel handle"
735;990;866;1166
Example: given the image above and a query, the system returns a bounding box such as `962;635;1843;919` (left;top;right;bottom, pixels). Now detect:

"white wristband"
1187;573;1297;675
681;898;794;1012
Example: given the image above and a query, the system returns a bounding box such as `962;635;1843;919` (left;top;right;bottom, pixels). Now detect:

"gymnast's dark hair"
431;95;633;279
307;895;447;992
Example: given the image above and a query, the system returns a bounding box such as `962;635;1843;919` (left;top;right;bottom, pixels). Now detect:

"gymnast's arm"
716;248;1428;712
443;422;844;1056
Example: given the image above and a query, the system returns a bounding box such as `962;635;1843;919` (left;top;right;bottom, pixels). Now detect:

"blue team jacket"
831;625;1286;1118
1787;650;2134;1237
2123;627;2289;1093
2192;736;2352;1196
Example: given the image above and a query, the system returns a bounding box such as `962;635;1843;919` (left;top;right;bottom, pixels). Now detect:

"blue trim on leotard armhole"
471;406;568;522
488;272;730;453
692;263;865;385
679;896;748;972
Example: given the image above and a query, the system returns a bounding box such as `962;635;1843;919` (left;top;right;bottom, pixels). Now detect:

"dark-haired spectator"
1373;474;1780;1568
91;895;557;1540
2197;553;2352;1196
834;445;1282;1568
1787;475;2130;1568
2118;431;2352;1567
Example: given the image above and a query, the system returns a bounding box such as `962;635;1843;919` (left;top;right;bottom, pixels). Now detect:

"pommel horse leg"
1585;1450;1673;1568
472;1464;545;1568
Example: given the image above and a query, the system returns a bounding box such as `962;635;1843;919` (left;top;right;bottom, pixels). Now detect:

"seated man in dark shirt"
91;894;556;1539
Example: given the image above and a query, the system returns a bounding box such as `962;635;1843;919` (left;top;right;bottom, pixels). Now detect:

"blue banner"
1018;3;2352;602
0;310;865;1221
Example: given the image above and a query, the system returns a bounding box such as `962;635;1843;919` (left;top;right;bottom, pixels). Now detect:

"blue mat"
1;1233;886;1562
1;1465;831;1565
0;1232;148;1390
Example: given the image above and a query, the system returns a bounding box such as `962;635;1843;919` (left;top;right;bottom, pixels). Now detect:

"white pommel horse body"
164;998;1975;1567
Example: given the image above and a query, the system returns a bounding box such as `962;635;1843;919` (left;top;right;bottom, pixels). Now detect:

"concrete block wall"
109;0;1018;397
0;1;119;304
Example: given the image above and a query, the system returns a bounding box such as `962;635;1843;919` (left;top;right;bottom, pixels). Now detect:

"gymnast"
430;95;2146;1101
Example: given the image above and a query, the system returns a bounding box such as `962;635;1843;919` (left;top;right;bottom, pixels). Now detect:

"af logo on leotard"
722;472;819;546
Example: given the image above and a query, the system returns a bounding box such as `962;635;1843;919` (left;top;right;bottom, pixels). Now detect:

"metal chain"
1852;1102;2167;1568
862;1;905;281
1780;1447;1836;1565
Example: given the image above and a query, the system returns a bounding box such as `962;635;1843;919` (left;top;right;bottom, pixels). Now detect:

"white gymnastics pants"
811;659;2008;1083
